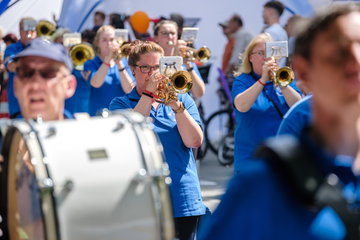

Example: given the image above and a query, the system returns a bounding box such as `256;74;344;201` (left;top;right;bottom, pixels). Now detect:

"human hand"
260;58;276;84
104;45;114;63
146;71;167;94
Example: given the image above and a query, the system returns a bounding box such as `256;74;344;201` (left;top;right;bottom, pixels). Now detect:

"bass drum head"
0;126;47;240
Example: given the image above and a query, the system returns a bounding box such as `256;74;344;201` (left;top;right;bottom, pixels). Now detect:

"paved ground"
196;150;234;213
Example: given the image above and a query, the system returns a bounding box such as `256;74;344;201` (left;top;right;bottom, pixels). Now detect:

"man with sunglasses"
13;38;76;121
4;17;37;118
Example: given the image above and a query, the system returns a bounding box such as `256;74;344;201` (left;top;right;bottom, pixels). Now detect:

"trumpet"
154;63;193;104
69;42;95;71
180;46;211;63
113;36;129;60
36;20;56;38
269;46;294;88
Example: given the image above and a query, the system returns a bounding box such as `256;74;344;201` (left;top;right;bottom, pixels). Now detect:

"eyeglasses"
251;51;265;56
135;65;160;73
16;67;67;81
160;31;176;37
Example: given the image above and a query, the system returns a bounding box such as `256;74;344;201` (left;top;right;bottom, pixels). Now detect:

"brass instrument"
36;20;56;38
155;63;193;104
113;36;129;60
269;46;294;88
180;46;211;63
69;42;95;71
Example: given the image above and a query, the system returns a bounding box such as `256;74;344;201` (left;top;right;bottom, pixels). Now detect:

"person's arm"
115;58;134;93
167;98;203;149
89;46;113;88
233;59;275;112
184;61;205;97
4;46;16;73
280;85;302;108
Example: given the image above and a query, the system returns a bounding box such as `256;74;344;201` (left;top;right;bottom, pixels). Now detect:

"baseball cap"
14;38;73;72
219;21;229;28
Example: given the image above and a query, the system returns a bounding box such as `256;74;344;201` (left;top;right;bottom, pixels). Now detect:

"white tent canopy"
0;0;355;118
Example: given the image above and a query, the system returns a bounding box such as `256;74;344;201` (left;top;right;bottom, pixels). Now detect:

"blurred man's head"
285;15;303;37
228;14;243;33
94;11;106;26
14;39;76;121
19;17;37;45
293;3;360;155
263;1;284;25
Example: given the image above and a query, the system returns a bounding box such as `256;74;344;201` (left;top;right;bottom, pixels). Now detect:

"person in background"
230;33;301;173
84;25;134;116
51;27;71;44
3;33;18;47
285;15;308;66
92;11;106;33
170;13;185;39
262;1;288;66
109;40;206;240
154;20;205;98
81;29;96;45
227;14;253;77
4;17;37;118
218;20;235;76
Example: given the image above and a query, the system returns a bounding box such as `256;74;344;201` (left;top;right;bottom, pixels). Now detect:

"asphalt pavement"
197;150;235;213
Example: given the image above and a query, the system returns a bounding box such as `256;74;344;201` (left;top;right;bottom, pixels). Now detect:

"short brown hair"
264;1;284;16
124;40;164;67
95;11;106;20
294;3;360;61
153;20;178;36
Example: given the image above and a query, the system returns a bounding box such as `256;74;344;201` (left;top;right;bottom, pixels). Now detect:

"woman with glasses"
231;33;301;173
84;25;135;116
109;40;206;240
153;20;205;98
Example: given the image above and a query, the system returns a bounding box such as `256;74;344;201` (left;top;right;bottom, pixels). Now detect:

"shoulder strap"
249;72;283;119
255;135;360;240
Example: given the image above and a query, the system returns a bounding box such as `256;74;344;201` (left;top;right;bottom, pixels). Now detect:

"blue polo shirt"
84;56;134;116
4;40;26;117
109;88;206;218
65;69;91;114
182;62;203;98
198;133;354;240
231;71;301;172
277;94;313;138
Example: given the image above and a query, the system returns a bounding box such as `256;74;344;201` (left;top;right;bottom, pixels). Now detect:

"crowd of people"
1;0;360;239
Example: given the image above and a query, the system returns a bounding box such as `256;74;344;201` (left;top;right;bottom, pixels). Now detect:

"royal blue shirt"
65;69;91;114
183;62;203;98
4;41;26;116
109;88;206;218
277;94;313;138
230;71;301;172
83;56;134;116
198;133;355;240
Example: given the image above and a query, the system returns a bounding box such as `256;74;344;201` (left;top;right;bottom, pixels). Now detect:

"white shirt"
265;23;288;67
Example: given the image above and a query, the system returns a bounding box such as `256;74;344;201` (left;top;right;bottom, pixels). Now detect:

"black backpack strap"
249;72;283;119
255;135;360;240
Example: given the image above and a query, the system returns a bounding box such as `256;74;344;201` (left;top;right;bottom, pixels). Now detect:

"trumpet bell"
170;70;193;94
69;43;95;70
196;46;211;63
276;66;294;87
36;20;55;38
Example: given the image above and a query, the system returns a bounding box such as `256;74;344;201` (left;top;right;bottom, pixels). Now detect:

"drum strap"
255;135;360;240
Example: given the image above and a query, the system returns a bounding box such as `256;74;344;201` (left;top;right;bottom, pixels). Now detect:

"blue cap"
14;38;73;72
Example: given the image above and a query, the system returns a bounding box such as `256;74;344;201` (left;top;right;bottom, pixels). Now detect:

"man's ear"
292;55;310;84
154;35;158;43
64;75;76;99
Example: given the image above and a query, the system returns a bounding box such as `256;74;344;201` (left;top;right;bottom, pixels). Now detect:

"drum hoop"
119;111;175;240
0;120;60;240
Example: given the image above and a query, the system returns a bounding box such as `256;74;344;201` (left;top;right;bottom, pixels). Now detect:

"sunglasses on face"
15;67;64;80
135;65;160;73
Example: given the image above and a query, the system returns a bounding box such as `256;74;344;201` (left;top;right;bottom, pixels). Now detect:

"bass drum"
0;110;175;240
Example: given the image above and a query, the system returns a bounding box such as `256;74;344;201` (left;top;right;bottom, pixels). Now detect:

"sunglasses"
15;67;66;80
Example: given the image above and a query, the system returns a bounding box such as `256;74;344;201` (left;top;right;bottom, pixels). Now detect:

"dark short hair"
264;1;284;16
294;3;360;61
170;13;184;29
3;33;18;44
231;14;243;27
95;11;106;20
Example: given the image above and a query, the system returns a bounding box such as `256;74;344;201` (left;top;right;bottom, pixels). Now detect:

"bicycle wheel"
205;109;234;155
217;131;234;166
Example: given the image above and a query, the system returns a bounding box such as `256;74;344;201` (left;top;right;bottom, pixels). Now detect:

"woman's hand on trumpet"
146;71;167;94
103;44;114;64
260;58;276;84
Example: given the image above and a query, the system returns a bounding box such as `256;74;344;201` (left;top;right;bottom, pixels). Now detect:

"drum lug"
37;178;54;191
46;127;56;138
113;118;128;132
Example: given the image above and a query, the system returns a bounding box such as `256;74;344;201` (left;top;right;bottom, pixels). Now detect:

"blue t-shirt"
277;94;313;138
198;134;355;240
109;88;206;218
83;56;134;116
230;71;301;172
65;69;91;114
4;41;26;116
182;62;203;98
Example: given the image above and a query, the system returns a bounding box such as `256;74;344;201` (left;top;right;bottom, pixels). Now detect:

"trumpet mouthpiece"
168;41;173;46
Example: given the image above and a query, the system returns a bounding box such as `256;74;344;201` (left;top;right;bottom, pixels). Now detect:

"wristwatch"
172;102;185;113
